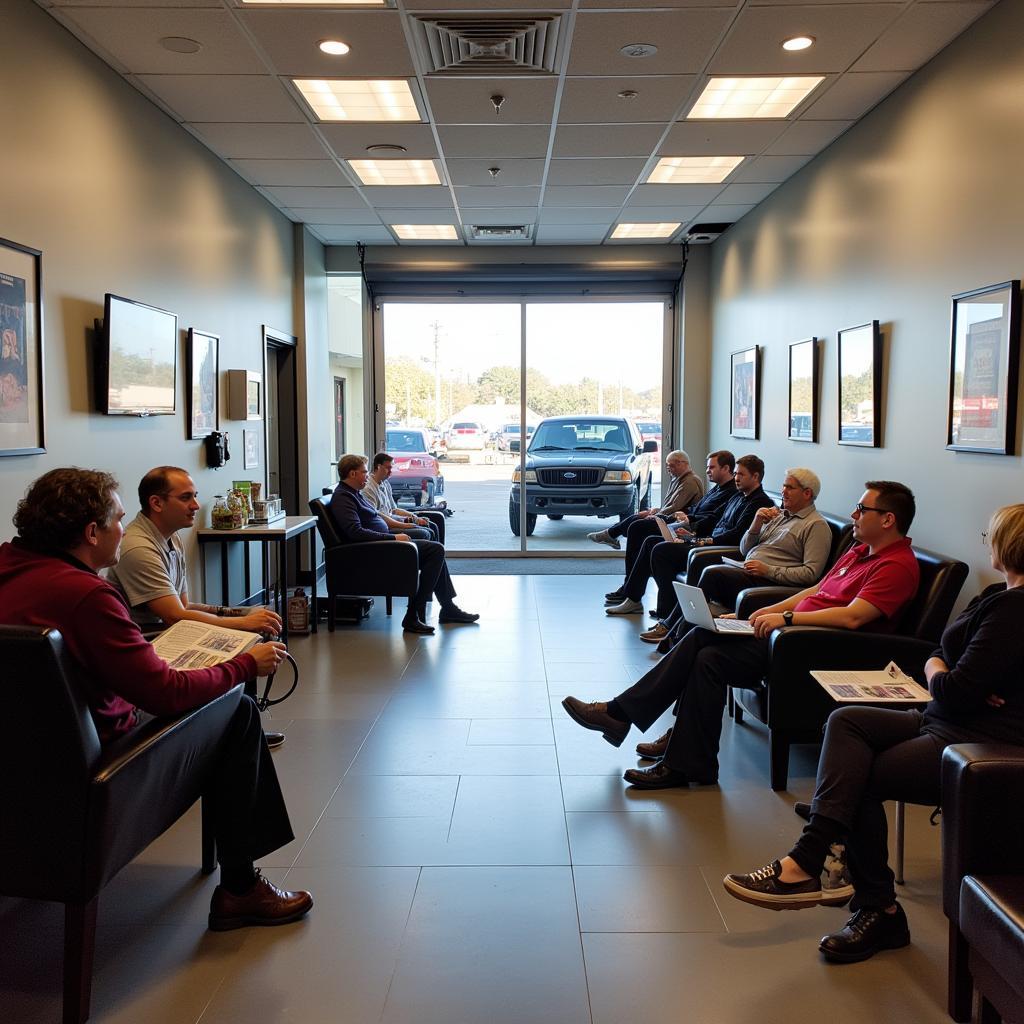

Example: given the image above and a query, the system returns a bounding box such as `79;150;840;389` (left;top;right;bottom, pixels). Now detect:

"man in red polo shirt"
562;480;920;789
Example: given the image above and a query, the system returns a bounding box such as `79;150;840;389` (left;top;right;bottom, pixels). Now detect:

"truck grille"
537;467;602;487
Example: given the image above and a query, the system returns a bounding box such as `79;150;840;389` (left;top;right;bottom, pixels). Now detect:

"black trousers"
622;536;695;608
650;539;696;617
803;707;949;909
410;539;456;616
615;625;771;783
698;564;771;611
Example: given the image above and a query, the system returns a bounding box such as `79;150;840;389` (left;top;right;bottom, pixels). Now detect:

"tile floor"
1;575;955;1023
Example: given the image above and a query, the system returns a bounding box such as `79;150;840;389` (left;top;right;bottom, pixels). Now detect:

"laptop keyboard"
716;618;754;632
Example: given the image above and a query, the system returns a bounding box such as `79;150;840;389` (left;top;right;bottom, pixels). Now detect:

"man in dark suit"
329;454;477;634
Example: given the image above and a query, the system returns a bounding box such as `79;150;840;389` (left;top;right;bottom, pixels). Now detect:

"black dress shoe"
623;761;691;790
402;617;435;635
605;590;626;603
794;801;812;821
561;696;629;747
819;904;910;963
438;605;480;624
264;731;285;750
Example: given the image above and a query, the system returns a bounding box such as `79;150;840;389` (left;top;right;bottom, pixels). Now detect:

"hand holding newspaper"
812;661;931;703
152;619;262;670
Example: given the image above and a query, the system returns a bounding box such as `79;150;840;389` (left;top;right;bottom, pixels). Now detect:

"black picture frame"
187;328;219;440
838;321;881;447
788;338;818;442
0;237;45;456
730;345;759;440
946;280;1021;455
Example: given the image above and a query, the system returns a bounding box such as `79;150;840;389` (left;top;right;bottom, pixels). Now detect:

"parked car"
385;428;445;506
508;416;656;536
634;420;662;454
497;422;534;453
445;420;487;450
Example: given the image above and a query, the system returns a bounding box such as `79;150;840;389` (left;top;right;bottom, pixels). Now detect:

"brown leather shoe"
209;871;313;931
561;696;629;747
636;728;672;760
639;623;669;644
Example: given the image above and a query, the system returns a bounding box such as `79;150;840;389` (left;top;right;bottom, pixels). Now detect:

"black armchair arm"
736;586;799;617
324;538;418;576
684;546;741;585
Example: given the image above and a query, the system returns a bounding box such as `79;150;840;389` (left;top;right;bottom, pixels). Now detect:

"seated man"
363;452;442;543
641;467;832;644
0;468;312;930
586;449;704;552
106;466;286;748
330;454;477;634
606;454;773;618
564;480;920;790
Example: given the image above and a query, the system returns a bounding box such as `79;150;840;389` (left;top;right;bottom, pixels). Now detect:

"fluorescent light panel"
611;223;680;240
646;156;743;184
348;159;441;186
245;1;385;7
293;79;420;122
392;224;459;240
688;76;825;119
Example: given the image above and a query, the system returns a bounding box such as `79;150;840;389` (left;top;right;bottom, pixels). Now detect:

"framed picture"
186;328;219;439
0;237;45;456
788;338;818;442
838;321;882;447
730;345;759;439
947;280;1021;455
243;428;259;470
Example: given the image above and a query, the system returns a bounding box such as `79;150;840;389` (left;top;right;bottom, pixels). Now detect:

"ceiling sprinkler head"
490;94;505;116
618;89;639;100
620;43;657;58
488;167;501;179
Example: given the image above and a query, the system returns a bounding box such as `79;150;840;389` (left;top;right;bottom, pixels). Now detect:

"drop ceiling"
36;0;995;245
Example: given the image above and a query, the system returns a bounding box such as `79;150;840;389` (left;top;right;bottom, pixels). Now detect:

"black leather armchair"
942;744;1024;1023
309;496;418;630
730;546;968;789
0;625;244;1024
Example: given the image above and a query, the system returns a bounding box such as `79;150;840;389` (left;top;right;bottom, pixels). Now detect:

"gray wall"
1;0;297;599
707;0;1022;599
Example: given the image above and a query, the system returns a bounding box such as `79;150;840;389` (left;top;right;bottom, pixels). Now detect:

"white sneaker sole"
722;875;848;911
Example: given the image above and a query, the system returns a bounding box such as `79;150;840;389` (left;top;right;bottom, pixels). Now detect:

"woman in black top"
721;503;1024;963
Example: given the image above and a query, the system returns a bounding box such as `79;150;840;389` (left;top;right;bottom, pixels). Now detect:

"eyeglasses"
854;502;890;516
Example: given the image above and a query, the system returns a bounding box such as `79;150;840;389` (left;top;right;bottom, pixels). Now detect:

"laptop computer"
672;582;755;635
656;516;693;543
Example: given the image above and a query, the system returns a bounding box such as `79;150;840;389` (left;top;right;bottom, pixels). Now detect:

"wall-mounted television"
97;293;178;416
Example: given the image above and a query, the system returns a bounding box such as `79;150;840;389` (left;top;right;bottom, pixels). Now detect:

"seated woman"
721;503;1024;963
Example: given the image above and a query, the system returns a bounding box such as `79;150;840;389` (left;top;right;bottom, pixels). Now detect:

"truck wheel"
547;514;564;521
618;485;640;523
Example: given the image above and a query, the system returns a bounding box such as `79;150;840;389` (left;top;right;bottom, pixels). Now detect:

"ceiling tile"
188;122;330;160
552;123;665;157
535;225;610;243
376;209;459;224
425;79;558;125
853;2;995;72
137;74;303;122
765;119;852;154
803;71;909;119
697;203;756;221
445;159;545;186
568;10;733;75
262;185;370;208
318;124;439;160
229;158;350;186
661;120;784;154
546;158;646;186
282;208;382;225
558;76;697;123
538;207;623;224
361;186;454;207
708;5;902;76
239;10;415;77
715;181;780;204
628;183;723;205
619;204;704;220
402;0;572;7
455;186;542;207
460;208;540;223
580;0;739;7
542;185;631;206
437;126;551;159
728;153;813;183
57;8;266;74
310;224;396;243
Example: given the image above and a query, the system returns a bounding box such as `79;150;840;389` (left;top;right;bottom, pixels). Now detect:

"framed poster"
947;280;1021;455
838;321;881;447
243;428;259;470
0;237;45;456
186;328;219;439
730;345;759;439
788;338;818;442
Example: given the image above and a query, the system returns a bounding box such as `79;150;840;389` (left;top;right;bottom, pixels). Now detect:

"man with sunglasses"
562;481;920;789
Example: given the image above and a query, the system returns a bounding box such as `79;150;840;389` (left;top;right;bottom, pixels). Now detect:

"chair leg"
386;595;393;615
948;921;973;1022
727;689;735;717
64;897;98;1024
201;796;217;875
769;731;790;791
328;594;335;632
894;800;905;885
979;995;1002;1024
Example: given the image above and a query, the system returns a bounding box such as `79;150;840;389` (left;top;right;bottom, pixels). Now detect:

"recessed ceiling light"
611;223;680;240
620;43;657;58
618;90;639;101
782;36;815;52
293;79;421;122
392;225;459;240
318;39;350;56
159;36;201;54
688;76;825;119
646;155;744;184
349;159;441;186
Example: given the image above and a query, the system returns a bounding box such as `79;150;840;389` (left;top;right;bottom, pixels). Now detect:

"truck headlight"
602;470;633;484
512;469;537;483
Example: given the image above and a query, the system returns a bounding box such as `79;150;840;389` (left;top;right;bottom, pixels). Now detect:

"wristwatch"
782;611;794;626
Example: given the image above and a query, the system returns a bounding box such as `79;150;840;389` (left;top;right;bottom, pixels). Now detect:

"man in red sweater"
0;468;313;931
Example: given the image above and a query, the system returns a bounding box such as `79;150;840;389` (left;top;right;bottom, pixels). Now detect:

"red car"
634;420;662;454
385;428;445;506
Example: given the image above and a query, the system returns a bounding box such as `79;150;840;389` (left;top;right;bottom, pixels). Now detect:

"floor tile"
467;718;554;744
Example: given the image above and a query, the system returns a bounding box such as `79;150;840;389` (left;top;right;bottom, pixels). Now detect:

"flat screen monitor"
100;293;177;416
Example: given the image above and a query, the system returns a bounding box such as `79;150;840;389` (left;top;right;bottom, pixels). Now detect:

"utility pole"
429;319;442;426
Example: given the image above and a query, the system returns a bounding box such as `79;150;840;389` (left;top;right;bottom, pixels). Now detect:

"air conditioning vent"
411;15;564;75
468;224;533;241
686;222;732;243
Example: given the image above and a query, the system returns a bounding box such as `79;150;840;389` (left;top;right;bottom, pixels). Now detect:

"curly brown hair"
13;468;120;552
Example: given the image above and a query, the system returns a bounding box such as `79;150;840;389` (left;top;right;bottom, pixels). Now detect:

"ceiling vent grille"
468;224;533;241
411;15;564;75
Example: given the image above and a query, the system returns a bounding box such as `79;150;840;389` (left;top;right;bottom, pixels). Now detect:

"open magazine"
811;661;931;703
151;619;261;670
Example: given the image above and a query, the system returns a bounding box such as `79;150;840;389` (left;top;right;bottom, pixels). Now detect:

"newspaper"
811;661;931;703
721;556;746;568
151;619;261;670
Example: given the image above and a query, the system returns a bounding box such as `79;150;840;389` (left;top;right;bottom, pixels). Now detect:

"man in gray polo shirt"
107;465;286;746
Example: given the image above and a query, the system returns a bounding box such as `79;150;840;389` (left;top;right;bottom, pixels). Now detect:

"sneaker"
587;530;621;551
819;904;910;963
722;860;843;911
639;623;669;644
606;598;644;615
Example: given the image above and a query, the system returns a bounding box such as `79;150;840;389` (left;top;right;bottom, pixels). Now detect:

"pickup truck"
508;415;656;536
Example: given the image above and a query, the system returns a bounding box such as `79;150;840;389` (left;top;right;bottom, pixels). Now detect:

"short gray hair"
666;449;689;465
785;467;821;500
